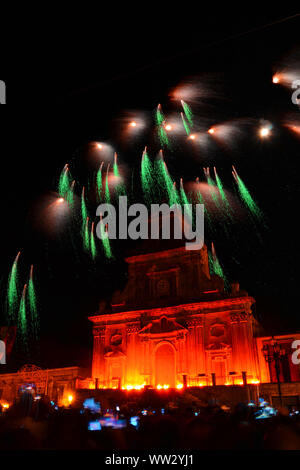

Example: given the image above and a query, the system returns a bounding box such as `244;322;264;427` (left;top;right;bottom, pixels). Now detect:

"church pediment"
139;316;186;336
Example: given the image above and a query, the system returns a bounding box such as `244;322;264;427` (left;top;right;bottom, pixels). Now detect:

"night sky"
1;10;300;373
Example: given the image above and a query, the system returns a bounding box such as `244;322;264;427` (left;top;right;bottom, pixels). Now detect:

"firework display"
5;69;299;357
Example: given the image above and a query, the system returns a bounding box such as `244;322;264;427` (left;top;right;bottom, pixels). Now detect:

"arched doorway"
155;343;176;388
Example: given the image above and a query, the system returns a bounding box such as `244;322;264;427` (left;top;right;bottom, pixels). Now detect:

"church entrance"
155;343;176;388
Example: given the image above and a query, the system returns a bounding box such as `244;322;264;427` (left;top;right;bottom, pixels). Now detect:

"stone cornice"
89;296;255;325
125;246;204;265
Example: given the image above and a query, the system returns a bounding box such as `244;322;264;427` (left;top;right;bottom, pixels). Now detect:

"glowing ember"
129;121;137;127
272;75;280;84
208;127;215;135
259;126;271;138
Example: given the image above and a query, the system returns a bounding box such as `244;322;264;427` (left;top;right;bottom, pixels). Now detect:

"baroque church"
90;242;261;389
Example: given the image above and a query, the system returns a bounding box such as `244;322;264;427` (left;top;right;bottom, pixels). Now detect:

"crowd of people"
1;391;300;450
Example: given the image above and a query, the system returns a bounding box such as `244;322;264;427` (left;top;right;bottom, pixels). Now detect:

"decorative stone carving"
186;318;203;328
230;311;249;322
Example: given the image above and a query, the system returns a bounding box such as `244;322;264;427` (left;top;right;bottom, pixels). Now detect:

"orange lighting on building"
0;402;10;410
90;245;259;391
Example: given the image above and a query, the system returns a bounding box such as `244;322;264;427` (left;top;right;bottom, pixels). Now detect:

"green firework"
81;186;88;227
181;112;191;136
90;222;97;260
214;167;233;220
181;100;193;127
155;103;165;126
96;162;104;202
18;284;28;341
156;104;170;148
113;153;126;198
83;217;90;252
141;147;154;205
232;166;263;219
28;265;39;337
99;217;113;259
155;153;179;206
209;243;226;281
204;168;220;208
7;251;21;321
105;164;111;203
213;168;227;203
58;164;72;198
180;179;192;220
66;180;75;208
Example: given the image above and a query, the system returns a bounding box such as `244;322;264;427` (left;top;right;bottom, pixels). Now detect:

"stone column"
92;327;106;386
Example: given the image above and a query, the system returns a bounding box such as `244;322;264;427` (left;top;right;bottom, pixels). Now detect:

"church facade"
90;245;261;389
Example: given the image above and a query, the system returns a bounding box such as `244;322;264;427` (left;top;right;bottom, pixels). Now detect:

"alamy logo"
0;340;6;364
292;340;300;365
292;80;300;106
96;197;204;251
0;80;6;104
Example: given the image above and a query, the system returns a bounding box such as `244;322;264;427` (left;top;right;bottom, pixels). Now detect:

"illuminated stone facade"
0;364;84;405
90;245;261;389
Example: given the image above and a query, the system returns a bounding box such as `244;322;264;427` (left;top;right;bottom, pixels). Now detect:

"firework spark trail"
204;167;220;208
58;164;72;198
213;168;227;204
96;162;104;202
28;265;38;338
155;152;179;206
171;182;180;206
156;104;170;148
83;217;90;253
105;164;111;204
155;103;165;127
141;147;154;205
179;179;192;222
90;222;97;260
181;112;191;136
209;242;226;282
18;284;28;344
232;166;263;220
7;251;21;321
99;216;113;259
213;167;234;222
81;187;88;228
181;100;193;127
66;180;75;208
113;153;126;198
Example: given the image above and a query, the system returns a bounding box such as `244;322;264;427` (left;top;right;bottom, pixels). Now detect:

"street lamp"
262;338;286;407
